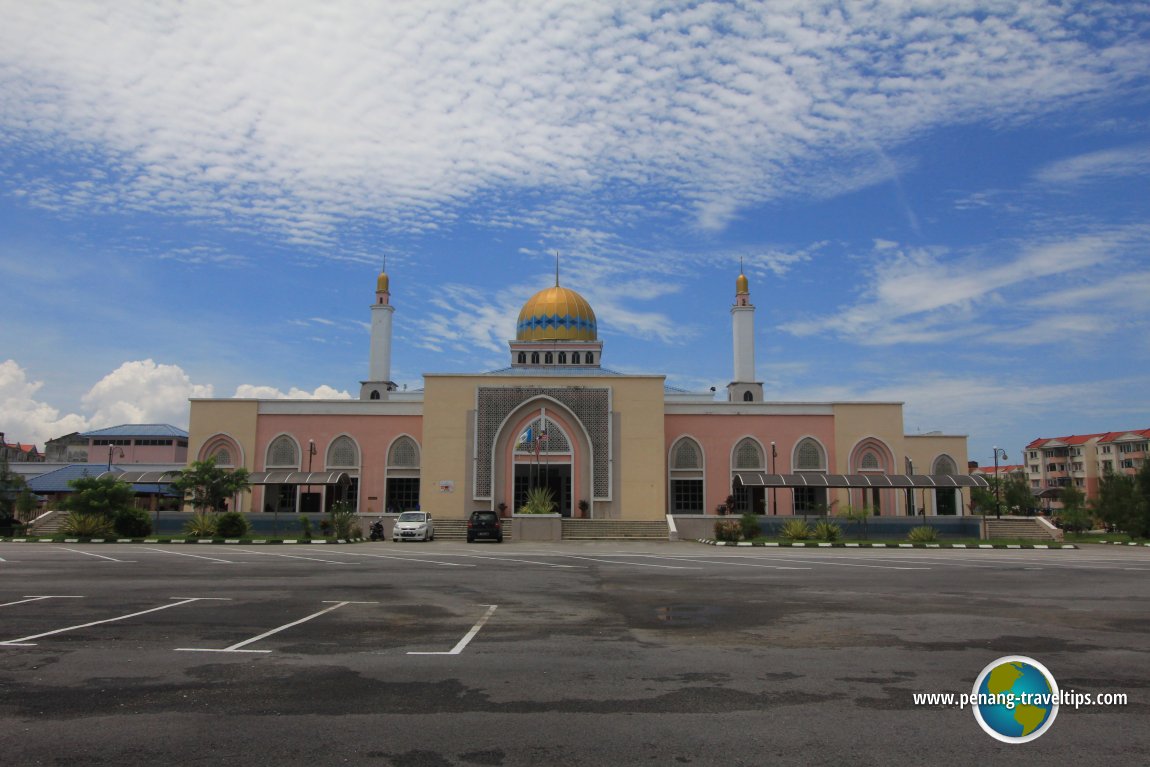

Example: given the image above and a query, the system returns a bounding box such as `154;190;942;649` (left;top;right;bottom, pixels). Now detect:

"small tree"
0;453;26;518
64;474;135;518
169;457;251;513
1095;464;1150;538
1056;484;1092;533
837;504;871;540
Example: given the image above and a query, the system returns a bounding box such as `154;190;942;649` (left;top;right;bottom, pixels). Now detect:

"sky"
1;0;1148;467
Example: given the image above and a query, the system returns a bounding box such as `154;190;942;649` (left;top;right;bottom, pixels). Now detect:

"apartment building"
1025;428;1149;509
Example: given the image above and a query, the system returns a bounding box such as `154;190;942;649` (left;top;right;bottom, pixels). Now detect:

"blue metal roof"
80;424;188;438
27;464;110;493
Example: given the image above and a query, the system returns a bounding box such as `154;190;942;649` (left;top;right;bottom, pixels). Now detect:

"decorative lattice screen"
327;436;359;468
388;437;420;468
795;439;824;470
476;387;610;499
672;439;701;470
734;439;764;470
268;436;298;467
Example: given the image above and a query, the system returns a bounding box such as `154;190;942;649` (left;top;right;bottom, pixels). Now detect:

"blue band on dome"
516;314;596;334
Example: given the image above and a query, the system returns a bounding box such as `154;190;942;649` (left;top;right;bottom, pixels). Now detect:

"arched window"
531;352;540;364
585;352;594;365
734;438;765;470
672;438;702;470
212;448;233;466
932;455;958;475
326;436;359;468
517;352;526;364
388;436;420;468
743;391;753;402
200;434;240;467
558;352;567;364
669;437;704;513
794;438;826;471
545;352;553;364
267;435;299;467
370;390;380;400
386;436;421;514
572;352;581;364
860;451;880;470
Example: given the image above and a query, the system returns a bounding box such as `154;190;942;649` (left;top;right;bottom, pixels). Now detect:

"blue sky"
1;1;1148;467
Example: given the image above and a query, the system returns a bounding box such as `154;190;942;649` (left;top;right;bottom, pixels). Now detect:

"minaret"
360;262;397;401
727;260;763;403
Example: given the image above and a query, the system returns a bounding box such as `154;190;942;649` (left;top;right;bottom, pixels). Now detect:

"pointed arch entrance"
491;398;594;518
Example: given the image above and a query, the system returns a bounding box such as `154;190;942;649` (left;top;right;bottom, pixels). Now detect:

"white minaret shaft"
732;269;755;383
369;273;394;384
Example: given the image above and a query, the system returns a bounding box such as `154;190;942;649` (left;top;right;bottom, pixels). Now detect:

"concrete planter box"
512;513;562;541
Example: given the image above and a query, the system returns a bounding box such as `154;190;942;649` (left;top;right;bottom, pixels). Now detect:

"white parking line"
140;546;240;564
0;595;84;608
175;601;377;654
729;554;930;570
328;551;475;567
553;554;702;569
650;556;812;570
409;604;498;655
399;552;581;569
233;548;356;565
0;597;229;647
58;547;135;563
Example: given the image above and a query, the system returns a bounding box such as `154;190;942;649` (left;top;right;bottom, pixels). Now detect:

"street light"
992;446;1008;519
107;443;125;470
769;441;777;516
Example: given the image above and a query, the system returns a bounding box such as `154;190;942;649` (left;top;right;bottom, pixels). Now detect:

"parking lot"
1;541;1147;766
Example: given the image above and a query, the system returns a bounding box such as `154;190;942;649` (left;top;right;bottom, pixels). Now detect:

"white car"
392;511;434;542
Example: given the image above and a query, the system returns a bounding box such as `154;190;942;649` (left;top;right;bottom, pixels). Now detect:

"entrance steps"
27;510;66;535
984;517;1060;541
561;519;670;540
432;519;513;542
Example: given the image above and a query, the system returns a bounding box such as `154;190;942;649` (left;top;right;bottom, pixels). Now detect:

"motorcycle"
369;520;385;541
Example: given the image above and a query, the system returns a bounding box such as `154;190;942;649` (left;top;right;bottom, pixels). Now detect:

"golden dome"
516;285;597;341
376;271;389;293
736;272;749;295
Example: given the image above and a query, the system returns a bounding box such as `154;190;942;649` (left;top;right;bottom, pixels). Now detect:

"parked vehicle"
392;511;434;542
369;519;385;541
467;510;503;543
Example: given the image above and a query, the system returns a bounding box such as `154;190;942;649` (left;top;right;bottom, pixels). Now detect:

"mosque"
185;265;981;521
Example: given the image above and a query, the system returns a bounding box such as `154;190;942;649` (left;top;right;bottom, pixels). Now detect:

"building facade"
1025;429;1150;509
187;268;976;519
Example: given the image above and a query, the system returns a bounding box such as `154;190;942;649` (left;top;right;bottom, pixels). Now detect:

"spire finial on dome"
736;258;749;296
555;250;560;287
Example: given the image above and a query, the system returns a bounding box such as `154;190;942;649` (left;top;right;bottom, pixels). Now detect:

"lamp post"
107;443;124;470
992;447;1008;519
307;439;317;518
769;441;777;516
906;456;919;522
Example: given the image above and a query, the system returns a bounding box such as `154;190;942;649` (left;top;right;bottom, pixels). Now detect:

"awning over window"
99;470;351;486
246;471;351;486
732;472;990;489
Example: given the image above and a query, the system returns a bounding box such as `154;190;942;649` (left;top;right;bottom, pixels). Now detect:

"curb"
1098;540;1149;546
0;537;365;545
696;539;1074;549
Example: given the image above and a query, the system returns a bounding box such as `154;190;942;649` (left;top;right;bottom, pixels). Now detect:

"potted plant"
578;499;590;518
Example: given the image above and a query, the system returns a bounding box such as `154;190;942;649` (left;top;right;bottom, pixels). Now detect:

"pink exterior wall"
664;413;836;515
88;441;188;464
252;413;423;514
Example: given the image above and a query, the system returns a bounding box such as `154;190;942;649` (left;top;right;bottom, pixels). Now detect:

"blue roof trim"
80;424;189;438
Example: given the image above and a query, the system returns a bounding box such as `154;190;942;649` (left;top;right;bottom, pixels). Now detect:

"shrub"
907;525;938;543
299;515;313;540
813;521;841;541
62;512;115;537
184;511;218;538
113;507;153;537
216;511;250;537
714;520;742;542
518;486;557;514
739;512;761;541
780;519;811;540
331;502;361;538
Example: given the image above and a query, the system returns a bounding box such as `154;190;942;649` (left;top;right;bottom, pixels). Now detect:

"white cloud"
1;358;214;448
1035;144;1150;185
0;360;89;448
1;1;1145;239
82;359;213;427
781;228;1146;345
232;384;352;400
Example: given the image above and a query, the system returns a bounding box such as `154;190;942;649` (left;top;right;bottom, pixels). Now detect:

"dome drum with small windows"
516;285;597;342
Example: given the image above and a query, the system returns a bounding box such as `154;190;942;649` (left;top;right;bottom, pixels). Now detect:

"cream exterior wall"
420;373;667;520
187;399;260;512
905;433;971;515
830;402;906;514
